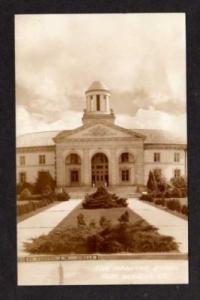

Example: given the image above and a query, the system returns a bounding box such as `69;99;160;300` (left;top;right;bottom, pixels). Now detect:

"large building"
16;81;187;193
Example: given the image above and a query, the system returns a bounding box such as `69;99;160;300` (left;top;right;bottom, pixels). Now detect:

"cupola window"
96;95;100;111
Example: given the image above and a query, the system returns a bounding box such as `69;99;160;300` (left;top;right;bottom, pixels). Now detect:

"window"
19;172;26;183
90;95;93;99
154;152;160;162
39;154;46;165
71;170;79;183
121;169;130;181
103;95;106;99
96;95;100;111
174;169;181;178
174;152;180;162
121;152;129;163
20;156;25;166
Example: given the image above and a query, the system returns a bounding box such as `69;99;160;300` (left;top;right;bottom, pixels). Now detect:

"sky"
15;13;186;139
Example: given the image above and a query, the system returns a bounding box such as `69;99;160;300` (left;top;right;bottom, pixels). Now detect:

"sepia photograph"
15;13;188;285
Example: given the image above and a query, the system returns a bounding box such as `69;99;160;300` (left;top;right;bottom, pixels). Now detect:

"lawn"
55;205;143;230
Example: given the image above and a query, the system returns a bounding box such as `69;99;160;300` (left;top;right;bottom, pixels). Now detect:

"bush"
25;213;179;254
82;186;127;209
155;198;166;206
181;205;188;216
166;199;181;213
56;192;70;201
19;188;32;200
77;213;86;226
35;171;55;194
140;193;153;202
17;182;35;195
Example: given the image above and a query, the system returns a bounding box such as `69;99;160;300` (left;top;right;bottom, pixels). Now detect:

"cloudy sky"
15;13;186;139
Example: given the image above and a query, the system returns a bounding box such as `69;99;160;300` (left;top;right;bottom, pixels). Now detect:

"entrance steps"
62;186;141;199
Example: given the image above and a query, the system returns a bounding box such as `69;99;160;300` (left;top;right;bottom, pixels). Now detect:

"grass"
55;205;143;230
24;204;179;254
17;201;59;223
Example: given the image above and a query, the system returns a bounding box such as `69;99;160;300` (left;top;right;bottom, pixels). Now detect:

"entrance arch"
91;153;109;187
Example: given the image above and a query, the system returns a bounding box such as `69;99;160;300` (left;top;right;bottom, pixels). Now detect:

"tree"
147;171;156;191
35;171;55;194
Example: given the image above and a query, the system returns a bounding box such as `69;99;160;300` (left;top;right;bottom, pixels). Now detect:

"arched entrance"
91;153;109;187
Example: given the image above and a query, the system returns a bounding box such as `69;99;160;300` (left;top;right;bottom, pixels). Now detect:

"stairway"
62;186;141;199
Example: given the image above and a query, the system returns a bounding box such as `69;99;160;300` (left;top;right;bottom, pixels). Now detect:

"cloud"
15;14;186;137
16;105;186;142
116;107;186;139
16;105;82;136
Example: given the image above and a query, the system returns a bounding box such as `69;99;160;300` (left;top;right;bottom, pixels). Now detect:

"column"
82;148;91;186
109;148;117;186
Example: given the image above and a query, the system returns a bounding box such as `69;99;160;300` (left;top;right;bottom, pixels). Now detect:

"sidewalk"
17;199;82;256
128;199;188;254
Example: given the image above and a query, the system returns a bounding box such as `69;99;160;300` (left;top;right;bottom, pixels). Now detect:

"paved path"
17;199;82;256
128;199;188;254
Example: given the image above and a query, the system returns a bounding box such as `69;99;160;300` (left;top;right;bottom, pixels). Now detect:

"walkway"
128;199;188;254
17;199;82;256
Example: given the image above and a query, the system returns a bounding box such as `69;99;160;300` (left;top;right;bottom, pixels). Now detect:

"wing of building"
16;81;187;191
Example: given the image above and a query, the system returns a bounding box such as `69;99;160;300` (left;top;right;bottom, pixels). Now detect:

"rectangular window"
174;169;181;178
39;154;46;165
71;170;79;183
174;152;180;162
96;95;100;111
20;155;25;166
121;169;129;181
19;172;26;183
154;152;160;162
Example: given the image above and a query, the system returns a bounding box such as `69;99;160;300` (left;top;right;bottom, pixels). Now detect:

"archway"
91;153;109;187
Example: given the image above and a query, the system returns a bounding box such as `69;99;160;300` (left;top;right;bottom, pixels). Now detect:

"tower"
82;81;115;125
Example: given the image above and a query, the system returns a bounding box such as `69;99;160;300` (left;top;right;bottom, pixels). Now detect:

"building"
16;81;187;193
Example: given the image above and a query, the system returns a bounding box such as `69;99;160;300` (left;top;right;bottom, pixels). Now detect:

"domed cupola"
82;81;115;125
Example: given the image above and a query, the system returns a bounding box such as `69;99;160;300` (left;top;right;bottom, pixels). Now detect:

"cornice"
144;143;187;150
16;145;55;153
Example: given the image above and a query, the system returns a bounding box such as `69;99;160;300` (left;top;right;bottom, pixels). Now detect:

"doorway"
91;153;109;187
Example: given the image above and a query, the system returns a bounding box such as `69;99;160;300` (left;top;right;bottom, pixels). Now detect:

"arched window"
121;152;129;163
66;153;81;165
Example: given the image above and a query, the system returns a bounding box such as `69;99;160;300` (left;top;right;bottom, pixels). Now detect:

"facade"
16;81;187;191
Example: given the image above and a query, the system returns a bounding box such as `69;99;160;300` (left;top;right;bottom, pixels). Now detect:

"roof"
85;81;110;93
16;130;60;147
132;129;186;145
16;128;186;148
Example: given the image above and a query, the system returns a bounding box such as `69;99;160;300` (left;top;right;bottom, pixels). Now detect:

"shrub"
20;188;32;200
118;211;130;223
140;193;153;202
17;182;35;195
170;188;182;198
82;186;127;209
155;198;166;206
166;199;181;213
56;192;70;201
181;205;188;216
77;213;86;226
25;215;179;254
35;171;55;194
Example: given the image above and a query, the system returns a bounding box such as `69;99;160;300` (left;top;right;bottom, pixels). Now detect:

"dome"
85;81;110;93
